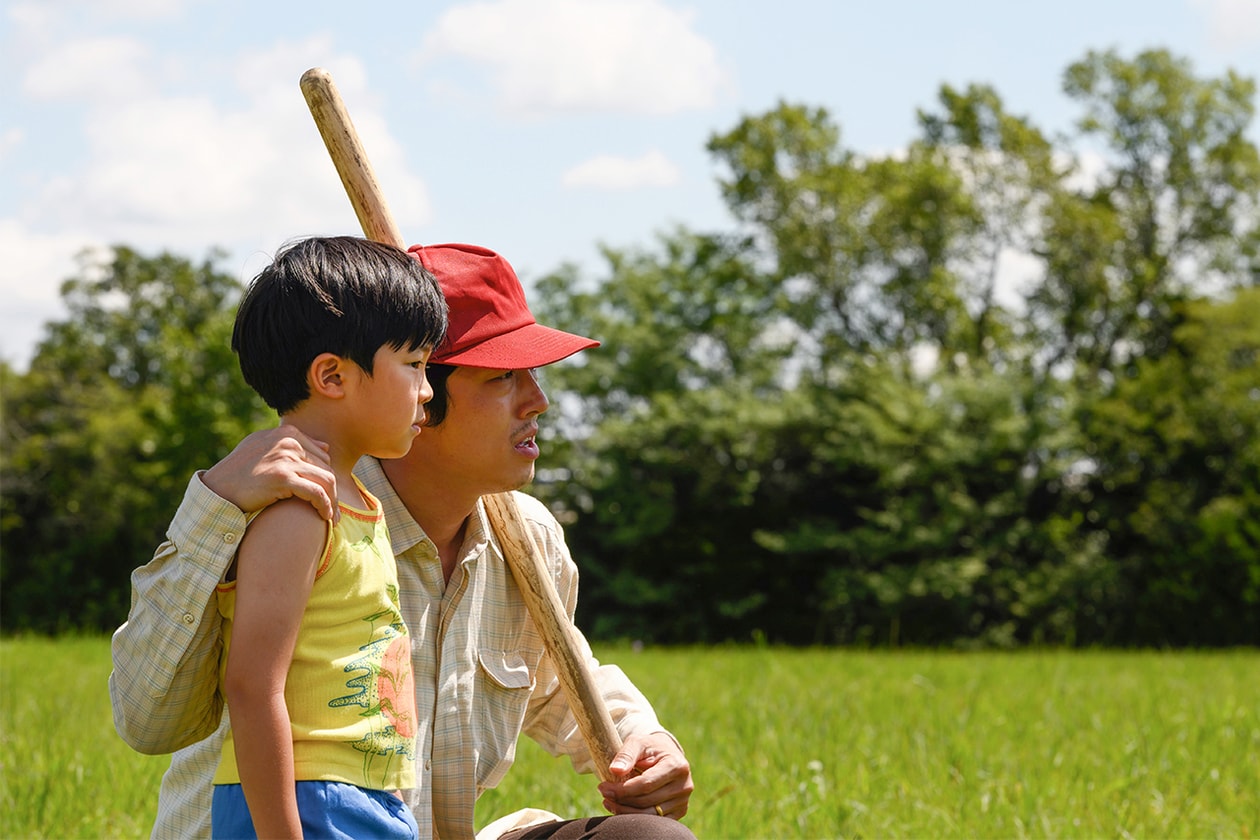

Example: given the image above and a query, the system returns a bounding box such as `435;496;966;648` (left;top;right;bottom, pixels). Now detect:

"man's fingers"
598;736;694;820
268;430;337;521
608;744;642;777
646;796;689;820
287;475;338;523
599;765;678;807
275;422;332;464
600;788;689;820
204;426;337;516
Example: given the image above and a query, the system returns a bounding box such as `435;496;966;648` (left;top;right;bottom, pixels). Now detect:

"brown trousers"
499;814;697;840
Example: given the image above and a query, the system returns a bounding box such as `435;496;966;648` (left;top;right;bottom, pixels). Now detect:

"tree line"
3;48;1257;645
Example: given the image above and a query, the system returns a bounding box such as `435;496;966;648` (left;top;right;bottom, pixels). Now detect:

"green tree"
916;82;1062;367
1078;289;1260;644
705;102;991;372
5;48;1256;646
532;48;1259;646
533;233;808;640
1038;48;1260;378
1;246;268;632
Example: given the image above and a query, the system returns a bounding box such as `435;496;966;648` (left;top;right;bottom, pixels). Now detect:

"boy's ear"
308;353;349;399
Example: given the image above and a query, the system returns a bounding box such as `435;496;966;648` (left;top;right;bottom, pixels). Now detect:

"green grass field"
1;637;1256;839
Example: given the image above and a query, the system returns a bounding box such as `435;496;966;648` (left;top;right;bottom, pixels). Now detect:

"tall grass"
2;638;1255;838
479;646;1258;838
1;636;169;839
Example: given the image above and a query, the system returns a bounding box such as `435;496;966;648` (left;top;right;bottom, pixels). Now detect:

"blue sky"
3;0;1258;370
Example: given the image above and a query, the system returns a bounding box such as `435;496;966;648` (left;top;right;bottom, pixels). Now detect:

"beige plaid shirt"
109;457;664;840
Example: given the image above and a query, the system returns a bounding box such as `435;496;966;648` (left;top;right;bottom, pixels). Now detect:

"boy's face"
404;366;549;501
348;344;434;460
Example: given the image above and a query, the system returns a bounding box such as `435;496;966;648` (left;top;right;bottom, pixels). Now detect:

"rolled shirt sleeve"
108;472;247;754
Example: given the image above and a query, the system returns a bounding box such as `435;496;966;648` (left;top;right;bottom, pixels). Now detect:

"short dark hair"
233;236;447;413
422;363;457;426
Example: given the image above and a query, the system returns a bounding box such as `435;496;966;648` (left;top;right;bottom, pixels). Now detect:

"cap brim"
431;323;599;368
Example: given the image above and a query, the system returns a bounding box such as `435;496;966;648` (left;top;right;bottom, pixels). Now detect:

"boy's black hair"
233;236;448;414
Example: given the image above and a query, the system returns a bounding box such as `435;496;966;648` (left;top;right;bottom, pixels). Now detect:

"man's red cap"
409;243;598;368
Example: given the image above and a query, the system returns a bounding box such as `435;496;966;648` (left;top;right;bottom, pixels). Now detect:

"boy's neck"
280;410;365;507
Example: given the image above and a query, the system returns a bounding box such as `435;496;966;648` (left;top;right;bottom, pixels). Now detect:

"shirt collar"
353;456;428;558
353;456;499;568
466;497;498;565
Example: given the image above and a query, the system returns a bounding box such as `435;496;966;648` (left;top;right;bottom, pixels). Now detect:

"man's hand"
597;731;694;820
201;425;339;522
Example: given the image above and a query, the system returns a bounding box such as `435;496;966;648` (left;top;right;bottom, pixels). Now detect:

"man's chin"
503;467;536;493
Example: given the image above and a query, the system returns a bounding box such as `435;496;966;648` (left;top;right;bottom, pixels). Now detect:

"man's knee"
502;813;697;839
598;813;696;839
653;815;697;839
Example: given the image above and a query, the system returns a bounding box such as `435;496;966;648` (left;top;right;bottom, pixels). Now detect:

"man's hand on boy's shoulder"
202;425;339;523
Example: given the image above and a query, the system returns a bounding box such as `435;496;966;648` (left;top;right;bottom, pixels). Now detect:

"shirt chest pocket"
479;649;536;690
474;647;543;791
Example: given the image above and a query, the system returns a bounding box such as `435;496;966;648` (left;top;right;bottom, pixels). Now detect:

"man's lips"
514;424;540;456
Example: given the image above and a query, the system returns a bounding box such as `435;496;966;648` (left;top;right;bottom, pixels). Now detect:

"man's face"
405;366;549;500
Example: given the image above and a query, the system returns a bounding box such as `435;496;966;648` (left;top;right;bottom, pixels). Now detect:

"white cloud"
21;36;154;101
0;222;93;369
1194;0;1260;51
418;0;730;117
17;37;431;247
6;1;59;37
0;128;23;162
6;0;188;52
95;0;188;18
13;0;186;24
3;36;433;370
561;149;680;189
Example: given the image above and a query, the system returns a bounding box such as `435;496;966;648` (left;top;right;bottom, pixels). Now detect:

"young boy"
210;236;447;840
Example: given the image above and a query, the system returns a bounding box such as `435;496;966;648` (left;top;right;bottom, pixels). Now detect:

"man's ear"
308;353;350;399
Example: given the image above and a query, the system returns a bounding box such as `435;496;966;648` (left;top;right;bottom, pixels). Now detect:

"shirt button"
182;613;196;625
424;759;432;771
223;532;237;544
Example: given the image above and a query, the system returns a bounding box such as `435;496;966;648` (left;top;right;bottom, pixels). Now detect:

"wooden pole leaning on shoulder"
299;67;623;782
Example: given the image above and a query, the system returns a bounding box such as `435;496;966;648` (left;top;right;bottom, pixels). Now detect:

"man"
110;242;696;840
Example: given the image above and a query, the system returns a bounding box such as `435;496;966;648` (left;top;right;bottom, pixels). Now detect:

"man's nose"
520;369;549;416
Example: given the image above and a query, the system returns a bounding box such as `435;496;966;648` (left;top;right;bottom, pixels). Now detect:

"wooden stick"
481;493;623;780
300;68;405;249
299;67;623;782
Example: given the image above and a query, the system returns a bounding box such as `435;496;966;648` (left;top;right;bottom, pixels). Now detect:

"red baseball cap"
409;243;599;368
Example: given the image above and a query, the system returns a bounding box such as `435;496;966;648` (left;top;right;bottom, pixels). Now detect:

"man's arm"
513;494;695;819
528;641;695;819
109;426;336;754
109;473;247;753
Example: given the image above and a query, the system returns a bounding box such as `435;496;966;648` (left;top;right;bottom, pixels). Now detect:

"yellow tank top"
213;480;417;791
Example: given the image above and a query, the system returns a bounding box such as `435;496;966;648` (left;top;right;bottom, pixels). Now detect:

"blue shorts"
211;781;418;839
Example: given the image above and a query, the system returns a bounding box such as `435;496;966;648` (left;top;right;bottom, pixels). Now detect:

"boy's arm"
224;499;325;840
109;427;336;755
